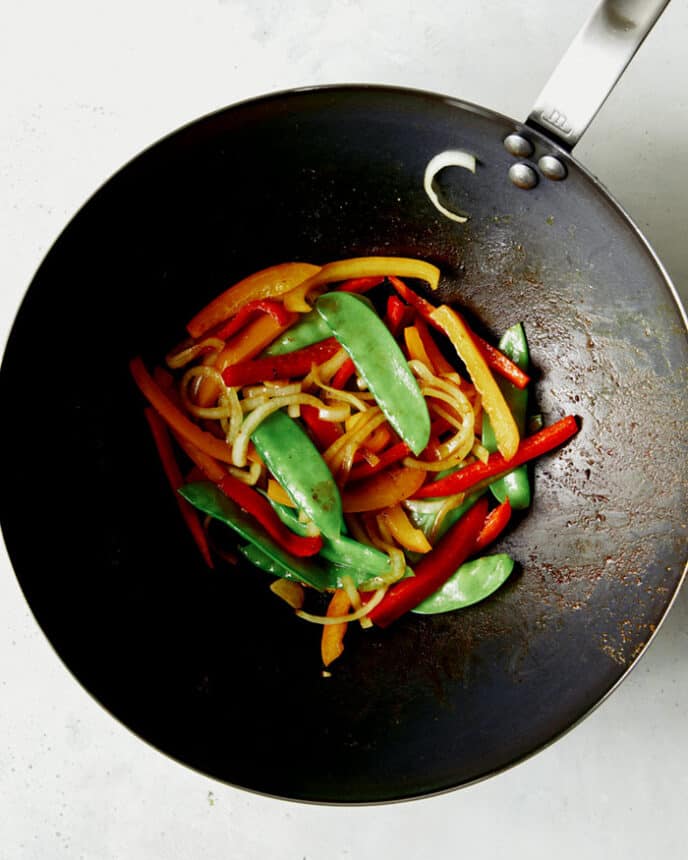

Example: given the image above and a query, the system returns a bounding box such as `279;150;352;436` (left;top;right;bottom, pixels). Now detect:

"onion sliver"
423;150;476;224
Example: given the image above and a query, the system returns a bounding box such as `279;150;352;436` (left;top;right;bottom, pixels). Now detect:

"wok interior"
1;88;686;802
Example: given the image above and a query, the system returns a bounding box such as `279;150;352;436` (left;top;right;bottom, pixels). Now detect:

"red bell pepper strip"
212;299;293;340
346;441;411;482
367;496;489;627
387;277;530;390
331;357;356;389
143;407;214;568
337;276;385;293
221;337;340;387
384;294;415;338
413;415;579;498
301;404;343;450
473;497;512;552
216;474;323;557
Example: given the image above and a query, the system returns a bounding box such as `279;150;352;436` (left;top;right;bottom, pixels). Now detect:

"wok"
1;0;686;803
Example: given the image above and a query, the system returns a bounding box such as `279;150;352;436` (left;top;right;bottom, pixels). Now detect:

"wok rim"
1;81;687;805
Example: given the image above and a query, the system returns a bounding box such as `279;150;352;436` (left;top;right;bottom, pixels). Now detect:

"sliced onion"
232;393;337;466
166;337;225;369
295;586;387;625
404;493;465;516
423;149;476;224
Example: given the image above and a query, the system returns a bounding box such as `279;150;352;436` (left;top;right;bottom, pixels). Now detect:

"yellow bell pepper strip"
142;407;214;568
186;262;320;338
414;316;456;375
316;292;431;456
378;504;432;553
429;305;520;460
342;466;426;512
388;277;530;389
129;357;235;463
482;323;531;509
283;256;440;313
251;409;343;539
403;325;435;369
413;414;579;498
321;589;353;667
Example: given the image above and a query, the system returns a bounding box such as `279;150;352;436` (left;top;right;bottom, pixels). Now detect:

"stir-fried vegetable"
131;255;578;668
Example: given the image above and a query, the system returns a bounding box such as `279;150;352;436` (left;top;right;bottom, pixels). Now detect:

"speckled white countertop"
1;2;687;857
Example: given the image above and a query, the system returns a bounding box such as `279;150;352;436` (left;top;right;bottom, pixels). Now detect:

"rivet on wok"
539;155;567;180
503;133;534;158
508;163;538;190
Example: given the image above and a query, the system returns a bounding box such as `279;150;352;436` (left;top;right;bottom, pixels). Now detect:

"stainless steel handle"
527;0;671;149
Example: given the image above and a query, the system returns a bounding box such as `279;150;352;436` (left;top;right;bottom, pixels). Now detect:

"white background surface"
1;1;687;857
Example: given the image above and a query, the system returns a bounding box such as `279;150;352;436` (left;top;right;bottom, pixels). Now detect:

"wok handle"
527;0;670;149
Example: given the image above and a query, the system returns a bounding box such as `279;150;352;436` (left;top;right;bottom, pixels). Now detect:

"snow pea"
178;481;333;589
482;323;531;509
404;491;484;544
265;295;375;355
269;498;414;588
251;409;342;539
412;553;514;614
316;292;431;456
263;309;331;355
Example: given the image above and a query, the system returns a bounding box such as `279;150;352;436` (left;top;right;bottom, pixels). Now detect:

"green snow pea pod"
251;409;342;539
264;296;376;355
404;491;484;543
178;482;333;589
482;323;531;509
264;309;332;355
412;554;514;614
316;292;430;455
269;498;414;588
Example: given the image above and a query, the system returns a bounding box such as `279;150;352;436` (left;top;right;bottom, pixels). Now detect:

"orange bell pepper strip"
172;433;227;483
321;589;353;667
143;407;214;568
196;311;297;406
283;257;440;312
186;262;320;338
430;305;520;460
267;478;296;508
341;466;426;512
129;357;235;463
473;497;512;552
378;504;432;553
212;299;293;340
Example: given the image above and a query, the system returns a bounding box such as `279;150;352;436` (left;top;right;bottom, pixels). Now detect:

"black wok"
1;1;686;803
